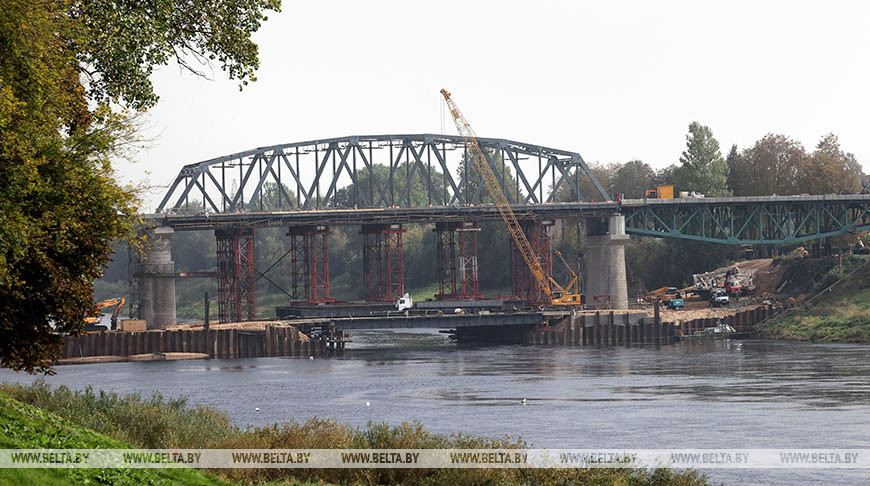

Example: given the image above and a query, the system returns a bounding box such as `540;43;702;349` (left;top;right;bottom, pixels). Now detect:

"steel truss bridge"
143;134;870;323
157;134;609;214
621;195;870;245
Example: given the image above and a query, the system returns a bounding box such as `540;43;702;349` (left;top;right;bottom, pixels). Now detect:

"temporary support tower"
288;225;332;303
510;220;553;305
434;221;482;299
362;223;406;301
216;227;256;323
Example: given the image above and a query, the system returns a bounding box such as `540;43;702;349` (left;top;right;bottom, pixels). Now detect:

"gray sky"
125;0;870;210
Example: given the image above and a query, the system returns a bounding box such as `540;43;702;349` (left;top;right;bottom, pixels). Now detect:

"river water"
2;331;868;485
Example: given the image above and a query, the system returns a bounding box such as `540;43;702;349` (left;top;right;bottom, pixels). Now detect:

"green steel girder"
622;197;870;245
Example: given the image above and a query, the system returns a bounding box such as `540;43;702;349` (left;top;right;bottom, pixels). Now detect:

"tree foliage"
0;0;279;373
798;134;863;194
674;121;730;196
726;133;861;197
610;160;655;199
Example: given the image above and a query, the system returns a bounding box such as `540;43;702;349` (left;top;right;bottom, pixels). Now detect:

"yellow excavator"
441;89;583;306
84;297;126;330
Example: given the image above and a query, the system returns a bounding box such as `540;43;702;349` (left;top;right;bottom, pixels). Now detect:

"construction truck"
725;280;742;296
84;297;125;330
711;289;729;307
645;185;674;199
441;89;583;307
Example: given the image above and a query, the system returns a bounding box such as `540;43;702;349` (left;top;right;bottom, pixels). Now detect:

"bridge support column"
288;225;332;303
433;222;482;299
583;214;629;309
361;224;406;301
215;228;256;323
510;220;553;306
139;226;176;329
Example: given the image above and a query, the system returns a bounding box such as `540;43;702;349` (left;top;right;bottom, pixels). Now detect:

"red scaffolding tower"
510;220;553;305
434;222;481;299
361;224;406;301
288;225;332;303
215;227;256;323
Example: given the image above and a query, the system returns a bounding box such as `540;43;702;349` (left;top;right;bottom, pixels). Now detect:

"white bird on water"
309;356;314;360
365;401;371;407
255;407;260;412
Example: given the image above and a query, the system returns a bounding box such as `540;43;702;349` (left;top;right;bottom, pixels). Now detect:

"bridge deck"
145;202;618;230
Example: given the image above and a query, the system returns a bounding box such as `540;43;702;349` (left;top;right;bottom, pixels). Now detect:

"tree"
730;134;804;196
673;121;730;196
610;160;655;199
797;134;863;194
0;0;280;373
725;144;740;194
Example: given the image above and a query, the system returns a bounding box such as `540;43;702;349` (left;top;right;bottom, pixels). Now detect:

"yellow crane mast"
440;89;581;305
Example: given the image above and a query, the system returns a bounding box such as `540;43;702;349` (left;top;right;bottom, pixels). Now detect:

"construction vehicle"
646;286;671;300
645;286;683;309
666;291;684;310
644;185;674;199
724;280;742;296
711;289;729;307
84;297;125;330
441;89;582;306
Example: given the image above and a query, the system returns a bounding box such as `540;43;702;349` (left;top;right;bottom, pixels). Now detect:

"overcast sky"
126;0;870;210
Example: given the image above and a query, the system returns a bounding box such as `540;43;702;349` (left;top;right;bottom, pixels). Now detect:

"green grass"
0;392;232;486
1;382;711;486
758;257;870;343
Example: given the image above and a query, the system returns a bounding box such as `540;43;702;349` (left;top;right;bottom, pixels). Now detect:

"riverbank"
756;257;870;343
0;381;710;486
0;392;230;486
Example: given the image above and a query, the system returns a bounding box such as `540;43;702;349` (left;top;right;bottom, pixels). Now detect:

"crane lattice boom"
440;89;553;299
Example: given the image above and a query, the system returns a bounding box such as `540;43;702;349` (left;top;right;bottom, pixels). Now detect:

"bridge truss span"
156;134;610;214
621;195;870;244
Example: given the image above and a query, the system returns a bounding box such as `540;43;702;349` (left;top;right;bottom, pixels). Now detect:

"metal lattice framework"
457;223;482;299
156;134;609;214
434;222;458;299
622;196;870;244
509;221;553;305
215;228;255;323
288;225;332;302
361;224;406;301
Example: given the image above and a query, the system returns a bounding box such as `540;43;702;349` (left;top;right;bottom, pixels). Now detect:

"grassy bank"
757;256;870;343
0;392;231;486
0;381;710;486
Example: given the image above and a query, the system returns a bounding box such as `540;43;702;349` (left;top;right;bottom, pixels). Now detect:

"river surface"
2;331;868;485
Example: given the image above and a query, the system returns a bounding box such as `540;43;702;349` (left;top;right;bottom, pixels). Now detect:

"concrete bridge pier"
139;226;176;329
583;214;629;309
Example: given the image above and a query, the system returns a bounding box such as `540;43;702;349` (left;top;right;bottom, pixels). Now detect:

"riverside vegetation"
757;255;870;343
0;381;710;486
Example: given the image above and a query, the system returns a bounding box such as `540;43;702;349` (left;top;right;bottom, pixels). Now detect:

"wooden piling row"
677;304;781;336
525;311;676;346
60;324;329;361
